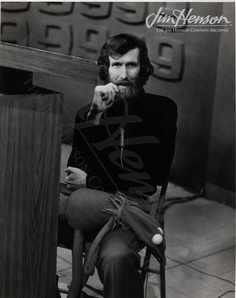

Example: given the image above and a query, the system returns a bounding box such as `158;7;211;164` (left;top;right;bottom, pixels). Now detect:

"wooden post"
0;94;62;298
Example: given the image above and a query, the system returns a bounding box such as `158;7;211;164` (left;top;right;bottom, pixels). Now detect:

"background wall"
1;2;235;205
205;3;235;205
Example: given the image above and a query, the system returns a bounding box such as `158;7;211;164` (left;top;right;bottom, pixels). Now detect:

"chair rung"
84;284;104;296
146;268;160;274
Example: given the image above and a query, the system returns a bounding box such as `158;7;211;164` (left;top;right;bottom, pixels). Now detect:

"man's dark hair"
97;34;154;85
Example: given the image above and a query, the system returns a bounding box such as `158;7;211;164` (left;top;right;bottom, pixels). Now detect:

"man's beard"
116;84;142;101
106;78;143;101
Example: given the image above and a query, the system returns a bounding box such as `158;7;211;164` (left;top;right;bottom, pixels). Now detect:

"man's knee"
100;244;132;265
97;234;140;275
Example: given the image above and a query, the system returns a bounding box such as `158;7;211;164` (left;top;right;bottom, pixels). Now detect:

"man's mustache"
116;80;133;86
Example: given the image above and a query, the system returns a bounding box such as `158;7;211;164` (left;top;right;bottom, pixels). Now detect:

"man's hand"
64;167;87;189
87;83;119;124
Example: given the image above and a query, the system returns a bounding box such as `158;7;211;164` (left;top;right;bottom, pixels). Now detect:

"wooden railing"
0;41;97;83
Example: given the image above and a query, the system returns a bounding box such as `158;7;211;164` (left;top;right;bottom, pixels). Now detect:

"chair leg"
160;262;166;298
141;250;151;283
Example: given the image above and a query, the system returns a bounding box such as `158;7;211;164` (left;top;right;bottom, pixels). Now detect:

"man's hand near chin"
87;83;120;124
64;167;87;190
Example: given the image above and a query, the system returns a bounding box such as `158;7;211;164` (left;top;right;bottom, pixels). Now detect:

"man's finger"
111;84;119;93
66;183;73;189
100;92;107;100
65;166;73;173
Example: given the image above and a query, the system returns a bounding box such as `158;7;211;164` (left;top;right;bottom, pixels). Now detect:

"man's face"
108;48;141;99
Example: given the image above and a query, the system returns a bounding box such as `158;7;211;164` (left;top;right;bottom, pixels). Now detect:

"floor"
57;144;235;298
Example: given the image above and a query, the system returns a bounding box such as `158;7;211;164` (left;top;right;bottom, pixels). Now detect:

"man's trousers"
58;219;144;298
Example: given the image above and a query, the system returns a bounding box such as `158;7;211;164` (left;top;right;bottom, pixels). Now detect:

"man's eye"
127;63;137;68
113;63;121;67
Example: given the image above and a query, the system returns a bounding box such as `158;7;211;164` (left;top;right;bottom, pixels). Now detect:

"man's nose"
120;66;128;80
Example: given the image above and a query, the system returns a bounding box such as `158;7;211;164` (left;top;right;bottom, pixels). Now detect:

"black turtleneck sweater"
68;90;177;196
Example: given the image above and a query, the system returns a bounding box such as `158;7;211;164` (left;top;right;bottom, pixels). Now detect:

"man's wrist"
87;109;103;125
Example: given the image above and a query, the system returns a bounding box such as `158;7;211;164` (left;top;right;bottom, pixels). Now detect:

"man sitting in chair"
58;33;177;298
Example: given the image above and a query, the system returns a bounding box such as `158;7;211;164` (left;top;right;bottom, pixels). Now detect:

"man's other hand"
64;167;87;189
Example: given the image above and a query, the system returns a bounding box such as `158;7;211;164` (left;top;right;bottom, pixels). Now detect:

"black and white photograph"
0;2;235;298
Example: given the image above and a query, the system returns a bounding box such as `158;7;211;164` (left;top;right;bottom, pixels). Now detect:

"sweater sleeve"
67;104;116;190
